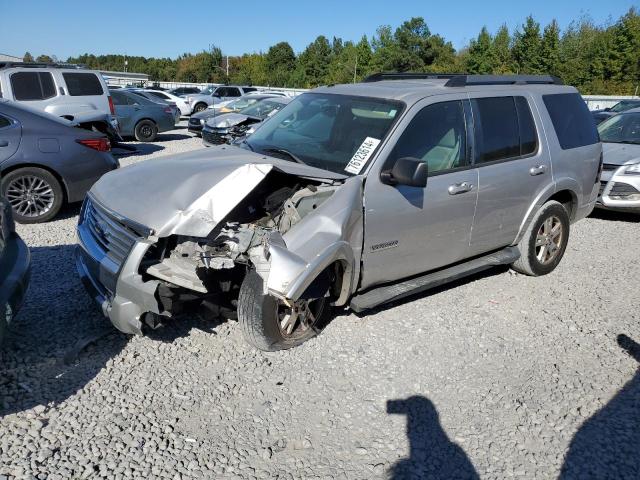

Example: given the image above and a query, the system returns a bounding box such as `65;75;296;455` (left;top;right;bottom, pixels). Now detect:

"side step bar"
349;246;520;312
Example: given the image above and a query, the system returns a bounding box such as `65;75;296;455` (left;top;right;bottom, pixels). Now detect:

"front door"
361;98;478;289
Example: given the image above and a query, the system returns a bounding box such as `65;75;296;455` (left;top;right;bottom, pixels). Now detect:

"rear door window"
515;97;538;155
0;115;11;128
543;93;599;149
62;72;104;96
471;97;520;163
11;71;56;101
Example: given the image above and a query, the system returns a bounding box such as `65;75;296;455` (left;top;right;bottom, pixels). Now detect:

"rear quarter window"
62;72;104;96
543;93;599;149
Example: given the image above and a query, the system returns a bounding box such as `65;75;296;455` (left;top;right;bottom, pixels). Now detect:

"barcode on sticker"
345;137;381;174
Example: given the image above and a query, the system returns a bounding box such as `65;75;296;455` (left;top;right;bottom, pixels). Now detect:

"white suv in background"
0;62;118;132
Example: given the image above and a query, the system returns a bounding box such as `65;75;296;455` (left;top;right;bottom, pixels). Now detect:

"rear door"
468;94;551;255
110;91;136;134
0;113;21;163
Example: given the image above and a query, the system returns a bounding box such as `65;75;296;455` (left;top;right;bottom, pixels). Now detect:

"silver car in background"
597;108;640;213
185;85;258;113
76;74;600;351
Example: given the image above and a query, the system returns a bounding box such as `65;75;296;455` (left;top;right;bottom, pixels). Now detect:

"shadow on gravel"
154;133;191;142
387;396;479;479
0;245;127;417
113;143;165;157
560;334;640;479
589;209;640;223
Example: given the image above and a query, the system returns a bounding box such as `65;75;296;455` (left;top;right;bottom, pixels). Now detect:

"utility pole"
124;55;127;73
226;55;229;77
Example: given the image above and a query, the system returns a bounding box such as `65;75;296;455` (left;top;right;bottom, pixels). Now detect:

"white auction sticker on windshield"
345;137;381;174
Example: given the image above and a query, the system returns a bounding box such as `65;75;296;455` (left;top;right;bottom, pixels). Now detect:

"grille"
609;182;640;197
202;130;228;145
83;199;138;267
602;163;620;172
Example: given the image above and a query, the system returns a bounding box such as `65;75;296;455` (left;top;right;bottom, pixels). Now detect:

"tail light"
108;96;115;115
77;138;111;152
163;106;173;114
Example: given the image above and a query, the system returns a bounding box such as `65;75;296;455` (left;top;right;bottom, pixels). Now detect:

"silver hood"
602;142;640;166
205;112;253;128
90;146;347;238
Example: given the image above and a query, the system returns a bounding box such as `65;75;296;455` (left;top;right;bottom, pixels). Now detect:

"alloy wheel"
535;215;563;264
277;297;325;338
5;175;55;218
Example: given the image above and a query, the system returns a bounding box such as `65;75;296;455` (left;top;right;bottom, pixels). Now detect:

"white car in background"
142;89;192;116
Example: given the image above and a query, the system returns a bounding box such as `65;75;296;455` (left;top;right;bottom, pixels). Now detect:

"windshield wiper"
262;147;307;165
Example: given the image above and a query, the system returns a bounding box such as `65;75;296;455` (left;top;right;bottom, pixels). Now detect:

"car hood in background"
204;113;256;128
191;109;218;121
89;146;347;237
602;142;640;165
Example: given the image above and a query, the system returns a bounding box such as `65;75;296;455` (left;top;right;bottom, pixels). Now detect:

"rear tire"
193;103;207;113
134;120;158;142
511;200;570;276
238;270;328;351
1;167;64;223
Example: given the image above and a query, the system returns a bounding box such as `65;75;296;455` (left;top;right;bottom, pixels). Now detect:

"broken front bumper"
75;198;161;335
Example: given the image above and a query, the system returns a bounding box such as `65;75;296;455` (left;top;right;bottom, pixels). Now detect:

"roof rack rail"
363;72;563;86
363;72;465;83
0;62;87;70
444;74;563;87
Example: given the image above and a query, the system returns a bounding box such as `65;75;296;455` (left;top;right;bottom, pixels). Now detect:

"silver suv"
186;85;258;113
76;74;601;351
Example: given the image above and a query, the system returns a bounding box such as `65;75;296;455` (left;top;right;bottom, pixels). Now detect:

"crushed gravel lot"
1;122;639;479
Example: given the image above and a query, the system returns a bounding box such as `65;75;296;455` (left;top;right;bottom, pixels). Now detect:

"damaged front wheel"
238;270;327;351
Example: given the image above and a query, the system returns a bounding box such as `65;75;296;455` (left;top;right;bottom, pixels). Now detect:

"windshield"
598;113;640;144
243;93;402;175
200;86;216;95
240;99;285;119
610;101;640;113
225;96;259;111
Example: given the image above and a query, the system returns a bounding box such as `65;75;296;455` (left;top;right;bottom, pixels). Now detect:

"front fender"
266;241;355;305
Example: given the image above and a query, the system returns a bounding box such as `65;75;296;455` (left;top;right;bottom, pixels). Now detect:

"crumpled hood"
89;146;347;237
205;112;253;128
602;142;640;166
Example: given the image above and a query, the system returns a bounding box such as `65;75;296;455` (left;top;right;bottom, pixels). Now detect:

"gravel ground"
1;123;639;479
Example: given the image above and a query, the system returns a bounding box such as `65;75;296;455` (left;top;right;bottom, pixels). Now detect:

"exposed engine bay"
141;172;339;319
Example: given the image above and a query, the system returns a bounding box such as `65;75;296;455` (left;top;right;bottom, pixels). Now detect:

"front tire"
511;200;570;276
134;120;158;142
238;270;327;351
1;167;64;223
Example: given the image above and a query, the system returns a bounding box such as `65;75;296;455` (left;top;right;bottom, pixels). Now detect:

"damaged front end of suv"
75;149;363;349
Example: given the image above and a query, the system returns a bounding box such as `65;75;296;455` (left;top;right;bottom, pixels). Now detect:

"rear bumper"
0;233;31;343
157;114;176;133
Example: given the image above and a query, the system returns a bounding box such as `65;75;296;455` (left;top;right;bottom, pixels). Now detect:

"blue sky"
1;0;637;59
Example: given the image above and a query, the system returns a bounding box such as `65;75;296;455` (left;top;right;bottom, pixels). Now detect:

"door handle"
529;165;547;176
0;140;8;147
448;182;474;195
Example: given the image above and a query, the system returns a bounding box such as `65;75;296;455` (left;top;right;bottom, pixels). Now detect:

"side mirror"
380;157;428;187
604;107;611;112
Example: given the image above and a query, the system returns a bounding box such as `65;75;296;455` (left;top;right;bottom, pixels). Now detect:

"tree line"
23;8;640;95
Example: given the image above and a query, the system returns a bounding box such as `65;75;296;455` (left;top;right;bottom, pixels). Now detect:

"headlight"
625;163;640;175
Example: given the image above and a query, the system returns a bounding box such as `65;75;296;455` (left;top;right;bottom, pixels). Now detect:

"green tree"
466;27;494;73
265;42;296;87
23;52;34;63
492;25;513;74
299;36;331;86
512;16;543;73
35;54;53;63
540;20;561;76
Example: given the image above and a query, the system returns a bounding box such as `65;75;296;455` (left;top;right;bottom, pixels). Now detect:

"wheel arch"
0;162;69;204
514;183;579;245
